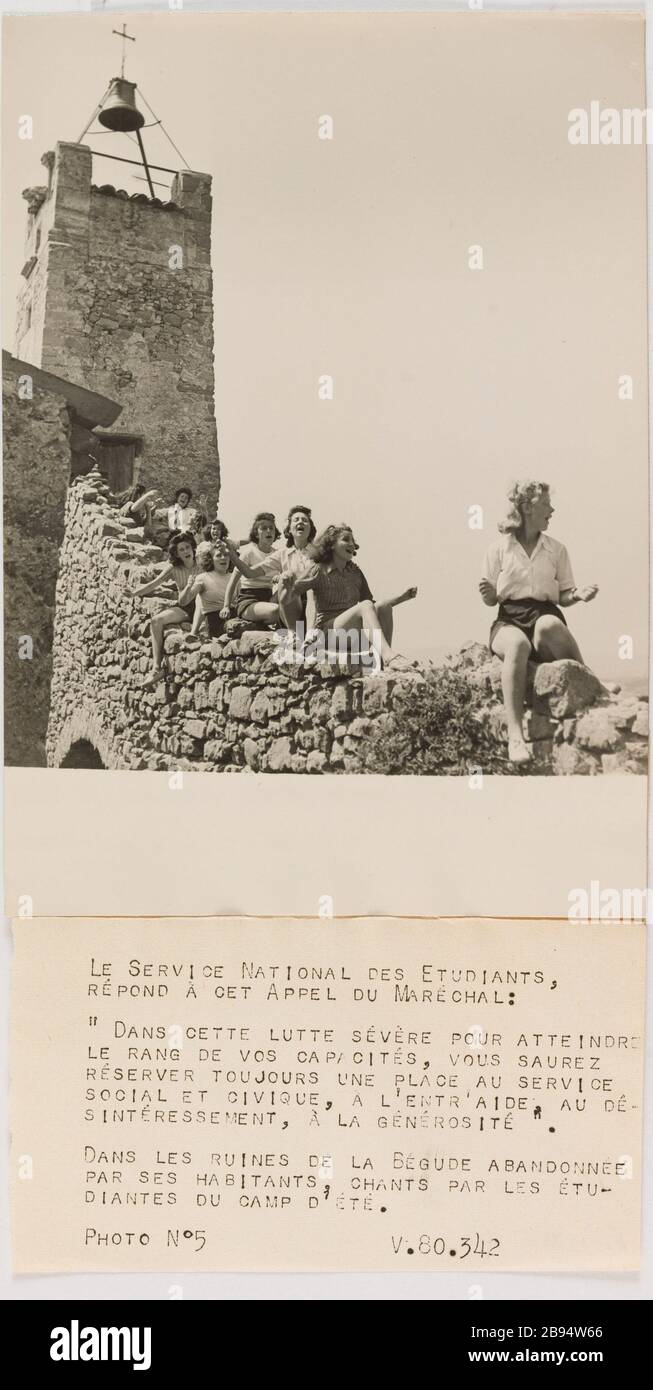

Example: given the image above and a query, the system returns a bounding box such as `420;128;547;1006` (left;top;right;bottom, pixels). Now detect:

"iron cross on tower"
112;23;136;80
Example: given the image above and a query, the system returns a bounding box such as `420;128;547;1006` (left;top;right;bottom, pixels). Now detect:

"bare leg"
376;602;393;646
242;600;281;624
191;595;204;637
332;599;394;664
149;606;189;675
376;587;417;649
277;578;305;634
533;615;584;664
491;625;533;762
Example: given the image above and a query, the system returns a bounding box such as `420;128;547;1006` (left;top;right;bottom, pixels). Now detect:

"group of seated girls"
127;503;418;685
126;481;600;769
118;482;210;547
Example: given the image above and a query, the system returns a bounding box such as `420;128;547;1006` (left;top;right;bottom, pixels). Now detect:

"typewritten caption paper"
10;918;645;1273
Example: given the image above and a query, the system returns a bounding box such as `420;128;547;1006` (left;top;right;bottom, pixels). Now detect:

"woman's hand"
575;584;599;603
478;578;497;606
219;607;231;620
278;574;296;599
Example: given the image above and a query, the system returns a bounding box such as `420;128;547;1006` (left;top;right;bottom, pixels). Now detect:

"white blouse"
238;543;283;591
279;545;315;578
168;503;196;532
484;533;575;603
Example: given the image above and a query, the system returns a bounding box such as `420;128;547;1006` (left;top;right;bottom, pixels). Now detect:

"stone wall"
2;355;121;766
45;470;648;776
446;643;648;775
3;367;70;765
15;142;219;506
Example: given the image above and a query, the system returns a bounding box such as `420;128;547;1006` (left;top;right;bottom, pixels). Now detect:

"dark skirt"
205;610;226;638
236;586;273;618
490;598;566;656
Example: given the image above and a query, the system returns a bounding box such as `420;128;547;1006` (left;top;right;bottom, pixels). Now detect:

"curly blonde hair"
498;481;550;535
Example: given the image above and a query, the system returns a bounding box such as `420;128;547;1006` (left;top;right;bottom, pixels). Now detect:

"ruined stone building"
4;127;220;764
15;140;219;503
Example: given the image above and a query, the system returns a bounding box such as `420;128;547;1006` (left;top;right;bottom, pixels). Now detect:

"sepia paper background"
3;767;648;920
11;918;646;1273
1;2;651;1299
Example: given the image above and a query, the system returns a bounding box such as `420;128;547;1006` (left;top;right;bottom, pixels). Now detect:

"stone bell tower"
15;81;220;507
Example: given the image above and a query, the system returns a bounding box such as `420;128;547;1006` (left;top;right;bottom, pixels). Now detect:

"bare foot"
394;586;418;604
508;736;532;764
143;668;164;688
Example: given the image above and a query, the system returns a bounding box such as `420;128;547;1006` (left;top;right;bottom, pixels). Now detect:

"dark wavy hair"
311;523;358;565
202;518;230;543
248;511;280;543
167;530;197;566
172;485;193;504
283;504;316;547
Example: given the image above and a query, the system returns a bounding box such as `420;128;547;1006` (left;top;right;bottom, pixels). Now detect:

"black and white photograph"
3;8;648;778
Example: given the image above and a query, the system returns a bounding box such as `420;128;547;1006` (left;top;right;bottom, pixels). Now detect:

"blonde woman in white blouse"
480;482;598;764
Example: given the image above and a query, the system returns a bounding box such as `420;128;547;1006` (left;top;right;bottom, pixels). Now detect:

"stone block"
208;677;224;707
346;717;373;739
183;719;207;740
631;703;649;738
600;749;646;774
204;739;231;762
331;684;352;720
229;687;252;720
308;690;332;722
552;743;600;775
192;681;210;710
362;677;395;714
249;690;286;723
306;750;327;772
243;737;261;770
575;706;625;752
266;736;293;771
317;660;342;680
238;630;277;657
533;660;607;718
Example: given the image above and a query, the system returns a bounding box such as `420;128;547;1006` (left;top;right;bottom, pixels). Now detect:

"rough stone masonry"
45;470;648;775
15;141;219;506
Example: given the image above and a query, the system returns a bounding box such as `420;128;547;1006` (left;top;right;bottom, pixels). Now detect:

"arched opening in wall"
60;739;105;770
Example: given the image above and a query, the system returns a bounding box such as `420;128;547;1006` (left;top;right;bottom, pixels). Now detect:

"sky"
2;8;649;671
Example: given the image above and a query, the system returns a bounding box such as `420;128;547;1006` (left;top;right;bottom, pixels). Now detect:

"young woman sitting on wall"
117;483;160;538
127;530;199;686
280;522;418;670
188;541;233;639
220;512;284;626
479;480;599;764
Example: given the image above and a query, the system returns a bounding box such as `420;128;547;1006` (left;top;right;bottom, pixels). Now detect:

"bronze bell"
98;78;145;134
